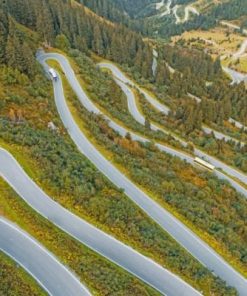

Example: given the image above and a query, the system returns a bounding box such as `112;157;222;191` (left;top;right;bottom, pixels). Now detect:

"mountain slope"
80;0;247;38
2;0;153;76
0;0;247;295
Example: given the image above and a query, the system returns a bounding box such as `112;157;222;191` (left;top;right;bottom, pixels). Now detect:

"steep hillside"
81;0;247;38
2;0;153;75
0;0;247;295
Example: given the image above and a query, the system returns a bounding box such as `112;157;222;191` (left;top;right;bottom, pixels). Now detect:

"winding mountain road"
202;126;245;147
151;49;247;145
157;0;172;17
36;51;247;295
152;49;158;75
233;39;247;59
223;66;247;84
173;5;199;24
154;0;199;22
220;21;247;84
0;217;91;296
220;21;247;36
43;53;192;160
0;148;202;296
99;62;170;114
229;118;247;131
98;62;247;190
156;0;166;10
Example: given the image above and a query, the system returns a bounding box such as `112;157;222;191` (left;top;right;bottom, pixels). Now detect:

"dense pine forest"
155;44;247;126
1;0;153;77
2;0;246;130
80;0;247;38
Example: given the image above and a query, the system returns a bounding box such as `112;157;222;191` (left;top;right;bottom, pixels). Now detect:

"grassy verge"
0;251;47;296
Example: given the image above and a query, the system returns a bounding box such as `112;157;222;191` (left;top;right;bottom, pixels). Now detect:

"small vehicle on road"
194;157;215;171
48;68;58;81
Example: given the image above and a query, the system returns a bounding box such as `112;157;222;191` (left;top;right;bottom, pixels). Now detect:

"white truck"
194;157;215;171
48;68;58;81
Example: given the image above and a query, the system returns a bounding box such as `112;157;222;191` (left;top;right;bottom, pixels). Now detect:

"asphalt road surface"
223;66;247;84
229;118;247;131
40;52;247;195
37;52;247;295
99;62;170;114
99;61;247;190
0;148;201;296
0;217;91;296
202;126;245;148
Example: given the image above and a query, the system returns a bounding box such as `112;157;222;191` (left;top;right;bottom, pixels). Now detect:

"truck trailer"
194;157;215;171
48;68;58;81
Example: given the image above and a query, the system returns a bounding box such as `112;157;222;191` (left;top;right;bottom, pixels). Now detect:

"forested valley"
80;0;247;38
